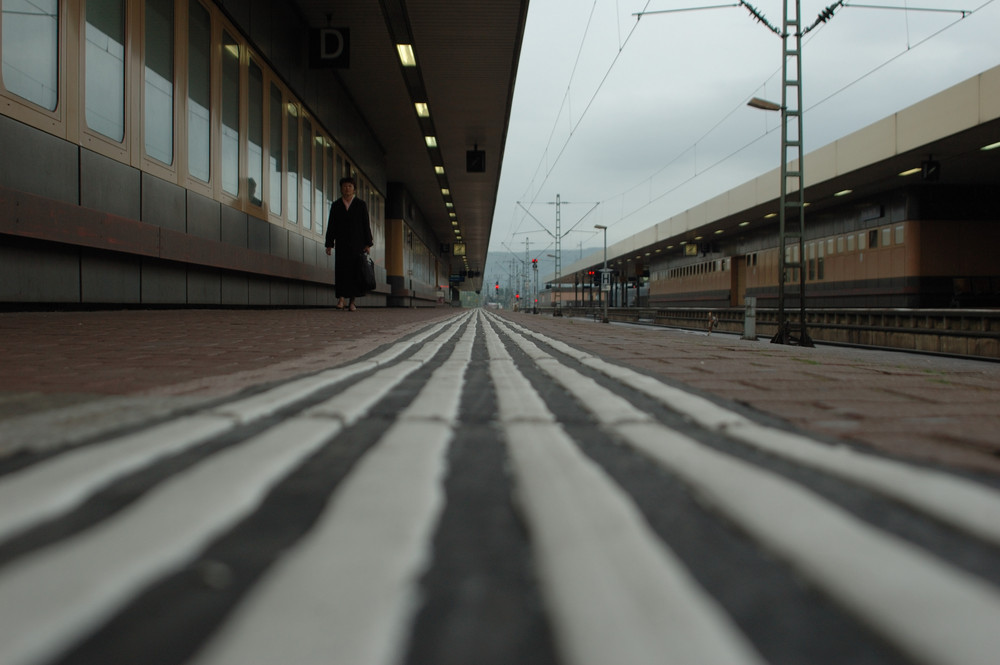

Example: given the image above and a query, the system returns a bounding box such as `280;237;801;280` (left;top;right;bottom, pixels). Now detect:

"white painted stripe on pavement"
0;414;232;543
619;421;1000;665
214;312;468;423
401;315;477;423
486;317;766;665
0;416;341;665
305;314;469;424
483;317;555;422
0;313;470;548
491;315;1000;665
190;320;475;665
493;312;1000;547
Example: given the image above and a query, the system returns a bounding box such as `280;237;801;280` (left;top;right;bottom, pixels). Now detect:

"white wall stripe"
488;313;1000;665
485;314;766;665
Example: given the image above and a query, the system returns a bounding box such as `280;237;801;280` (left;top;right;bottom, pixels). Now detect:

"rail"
537;306;1000;360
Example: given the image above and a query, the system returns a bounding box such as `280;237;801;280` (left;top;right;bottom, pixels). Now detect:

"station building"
0;0;527;307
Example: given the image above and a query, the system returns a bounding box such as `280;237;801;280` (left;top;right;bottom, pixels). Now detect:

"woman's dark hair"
340;176;356;186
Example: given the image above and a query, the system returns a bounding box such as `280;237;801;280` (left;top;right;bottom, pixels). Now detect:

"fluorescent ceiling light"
435;166;445;174
899;167;921;176
981;140;1000;151
441;188;450;196
425;136;437;148
834;189;853;196
415;102;429;117
397;44;416;66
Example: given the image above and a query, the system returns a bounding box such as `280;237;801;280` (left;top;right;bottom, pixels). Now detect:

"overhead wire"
500;0;992;252
503;0;654;248
599;0;992;234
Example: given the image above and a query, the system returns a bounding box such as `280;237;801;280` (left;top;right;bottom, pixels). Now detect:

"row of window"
1;0;383;238
649;224;908;283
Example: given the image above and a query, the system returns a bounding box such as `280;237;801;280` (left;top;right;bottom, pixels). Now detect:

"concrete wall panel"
187;189;221;241
80;149;140;220
0;116;78;205
187;267;222;304
222;206;249;247
81;251;141;303
221;273;250;305
141;258;187;304
0;237;79;302
141;173;186;232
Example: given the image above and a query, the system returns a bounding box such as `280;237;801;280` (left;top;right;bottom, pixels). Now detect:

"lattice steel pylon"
773;0;813;346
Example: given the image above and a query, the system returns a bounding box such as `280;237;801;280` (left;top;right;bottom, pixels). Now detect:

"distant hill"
484;247;602;292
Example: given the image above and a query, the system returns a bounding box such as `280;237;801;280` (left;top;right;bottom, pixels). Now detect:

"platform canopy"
295;0;529;292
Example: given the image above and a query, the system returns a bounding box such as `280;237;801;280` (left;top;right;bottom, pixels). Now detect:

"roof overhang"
560;65;1000;278
294;0;530;293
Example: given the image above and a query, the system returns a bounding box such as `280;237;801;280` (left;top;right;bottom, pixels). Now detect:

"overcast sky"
488;0;1000;264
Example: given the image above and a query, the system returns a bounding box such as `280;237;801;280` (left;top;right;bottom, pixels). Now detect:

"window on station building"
837;236;845;253
187;0;211;182
144;0;174;164
847;235;855;252
247;60;263;207
85;0;126;141
221;31;240;196
287;104;299;224
817;241;825;280
268;83;283;216
2;0;59;110
858;232;866;250
302;118;312;229
314;137;325;232
322;143;333;234
869;229;879;248
882;227;891;247
895;224;905;245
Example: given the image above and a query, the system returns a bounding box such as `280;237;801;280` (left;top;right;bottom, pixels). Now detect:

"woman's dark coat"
326;197;374;298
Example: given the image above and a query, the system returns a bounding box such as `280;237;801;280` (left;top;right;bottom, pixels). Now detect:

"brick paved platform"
2;307;998;476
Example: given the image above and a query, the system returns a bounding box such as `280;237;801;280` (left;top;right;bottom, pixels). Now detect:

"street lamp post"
594;224;609;324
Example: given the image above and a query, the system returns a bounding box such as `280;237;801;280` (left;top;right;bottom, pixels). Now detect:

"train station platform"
2;306;1000;665
3;307;998;475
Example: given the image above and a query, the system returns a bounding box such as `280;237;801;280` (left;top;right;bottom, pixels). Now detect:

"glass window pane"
322;143;333;235
221;31;239;196
144;0;174;164
2;0;59;110
314;140;324;232
187;0;210;181
85;0;126;141
301;119;312;230
268;84;282;215
248;60;263;206
287;106;298;224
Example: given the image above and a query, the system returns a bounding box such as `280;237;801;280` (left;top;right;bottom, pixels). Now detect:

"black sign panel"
466;149;486;173
309;28;350;69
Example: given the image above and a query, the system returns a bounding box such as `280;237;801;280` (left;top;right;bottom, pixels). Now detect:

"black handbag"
360;253;376;293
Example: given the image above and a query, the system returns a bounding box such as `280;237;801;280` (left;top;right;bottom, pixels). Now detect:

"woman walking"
325;176;374;311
